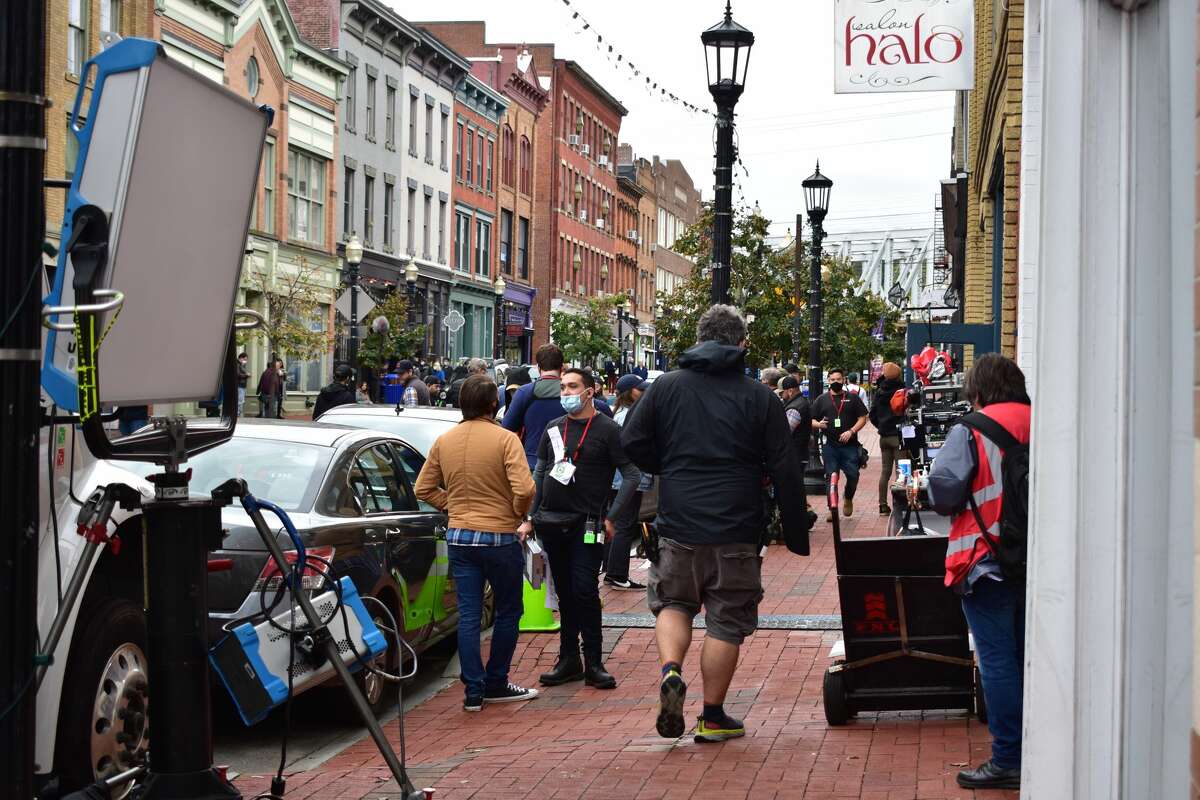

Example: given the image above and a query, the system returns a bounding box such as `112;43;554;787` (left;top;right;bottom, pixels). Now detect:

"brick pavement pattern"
234;428;1019;799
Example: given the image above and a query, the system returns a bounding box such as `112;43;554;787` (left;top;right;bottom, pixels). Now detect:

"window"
65;115;81;179
67;0;87;76
438;199;447;263
465;128;473;184
518;216;529;280
502;125;514;186
349;445;406;513
408;93;418;155
385;85;395;147
383;183;393;248
343;168;354;236
500;209;513;275
101;0;120;33
406;187;416;254
365;76;376;140
424;104;433;162
486;139;494;192
455;122;463;178
246;56;260;99
440;111;449;169
476;219;491;278
475;134;484;189
423;195;431;258
519;136;531;195
363;175;374;245
455;212;471;272
287;148;325;245
261;138;275;234
345;66;355;130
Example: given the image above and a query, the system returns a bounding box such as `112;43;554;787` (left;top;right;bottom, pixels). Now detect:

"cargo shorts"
647;537;764;645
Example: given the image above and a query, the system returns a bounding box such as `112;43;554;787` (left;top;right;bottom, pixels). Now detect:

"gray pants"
878;434;902;505
259;395;277;418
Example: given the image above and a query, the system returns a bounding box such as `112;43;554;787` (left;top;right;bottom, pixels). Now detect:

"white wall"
1015;0;1042;400
402;67;454;273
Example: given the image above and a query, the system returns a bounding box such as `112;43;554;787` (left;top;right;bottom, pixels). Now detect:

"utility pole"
0;0;46;795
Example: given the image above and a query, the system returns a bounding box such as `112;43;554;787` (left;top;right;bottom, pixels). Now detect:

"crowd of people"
298;306;1031;790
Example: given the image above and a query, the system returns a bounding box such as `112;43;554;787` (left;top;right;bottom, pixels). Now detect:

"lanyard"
561;413;596;463
830;393;846;417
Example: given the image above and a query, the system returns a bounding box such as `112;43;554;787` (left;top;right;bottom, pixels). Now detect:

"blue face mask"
560;393;584;414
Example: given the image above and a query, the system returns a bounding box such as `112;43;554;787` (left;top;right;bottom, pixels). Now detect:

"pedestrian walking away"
520;368;641;691
604;373;653;591
870;362;907;515
621;305;807;744
312;363;357;419
780;375;811;476
927;353;1031;791
811;368;869;518
414;375;539;712
274;358;286;418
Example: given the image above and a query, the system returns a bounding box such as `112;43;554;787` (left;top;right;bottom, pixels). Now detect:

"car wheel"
54;598;149;799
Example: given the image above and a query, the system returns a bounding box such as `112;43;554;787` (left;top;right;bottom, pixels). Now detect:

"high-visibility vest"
943;402;1031;587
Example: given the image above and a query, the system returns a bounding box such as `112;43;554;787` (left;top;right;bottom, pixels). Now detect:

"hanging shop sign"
834;0;974;94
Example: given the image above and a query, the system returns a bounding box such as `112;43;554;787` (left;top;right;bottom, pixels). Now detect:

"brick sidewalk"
234;429;1019;800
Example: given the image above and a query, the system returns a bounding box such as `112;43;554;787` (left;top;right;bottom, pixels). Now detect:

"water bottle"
403;385;417;408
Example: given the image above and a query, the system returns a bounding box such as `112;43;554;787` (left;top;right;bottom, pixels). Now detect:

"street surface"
230;429;1018;799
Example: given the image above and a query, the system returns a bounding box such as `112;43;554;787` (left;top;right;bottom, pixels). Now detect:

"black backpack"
959;411;1029;583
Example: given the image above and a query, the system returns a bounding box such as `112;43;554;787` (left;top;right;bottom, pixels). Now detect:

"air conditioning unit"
579;209;588;222
598;155;609;167
650;244;657;254
596;218;605;230
568;134;581;147
627;230;638;241
580;144;591;156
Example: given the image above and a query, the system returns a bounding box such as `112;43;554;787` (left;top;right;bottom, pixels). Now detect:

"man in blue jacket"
502;343;611;469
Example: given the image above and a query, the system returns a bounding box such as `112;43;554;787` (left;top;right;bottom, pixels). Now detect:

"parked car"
38;418;467;797
314;404;463;452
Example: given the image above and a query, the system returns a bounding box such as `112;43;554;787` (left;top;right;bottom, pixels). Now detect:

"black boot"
584;661;617;690
956;760;1021;790
539;654;584;686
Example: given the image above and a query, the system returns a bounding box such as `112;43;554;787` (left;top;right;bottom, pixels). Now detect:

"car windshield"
325;414;456;455
124;438;332;511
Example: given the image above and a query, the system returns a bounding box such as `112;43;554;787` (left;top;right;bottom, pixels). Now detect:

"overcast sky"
392;0;955;245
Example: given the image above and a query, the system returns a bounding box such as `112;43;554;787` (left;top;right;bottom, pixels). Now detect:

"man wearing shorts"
621;305;807;742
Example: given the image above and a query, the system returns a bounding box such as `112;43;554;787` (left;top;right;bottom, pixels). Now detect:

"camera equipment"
898;377;970;470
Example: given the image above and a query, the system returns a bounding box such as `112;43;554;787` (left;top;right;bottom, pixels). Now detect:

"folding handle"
232;307;265;330
41;288;124;332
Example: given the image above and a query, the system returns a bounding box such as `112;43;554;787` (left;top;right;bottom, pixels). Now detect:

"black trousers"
603;490;642;582
540;524;604;665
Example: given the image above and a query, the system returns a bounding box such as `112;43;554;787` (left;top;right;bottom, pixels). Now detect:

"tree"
243;256;332;362
356;290;425;374
796;256;906;374
550;294;623;368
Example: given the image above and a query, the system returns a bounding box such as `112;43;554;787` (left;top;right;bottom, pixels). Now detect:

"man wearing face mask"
520;368;641;690
812;368;870;518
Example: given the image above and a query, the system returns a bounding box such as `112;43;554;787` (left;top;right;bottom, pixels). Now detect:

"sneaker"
463;695;483;712
603;576;646;591
655;669;687;738
694;714;746;743
825;512;834;523
483;683;539;704
843;499;854;517
879;504;891;516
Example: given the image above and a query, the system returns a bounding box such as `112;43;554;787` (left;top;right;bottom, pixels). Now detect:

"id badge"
834;417;842;429
550;460;576;485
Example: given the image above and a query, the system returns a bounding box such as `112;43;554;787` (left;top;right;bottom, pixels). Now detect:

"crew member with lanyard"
521;368;641;690
811;367;870;519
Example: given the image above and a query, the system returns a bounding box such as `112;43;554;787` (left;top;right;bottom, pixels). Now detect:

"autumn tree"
550;294;624;368
243;257;332;363
355;290;426;374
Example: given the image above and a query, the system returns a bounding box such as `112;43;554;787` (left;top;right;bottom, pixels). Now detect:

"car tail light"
251;546;336;592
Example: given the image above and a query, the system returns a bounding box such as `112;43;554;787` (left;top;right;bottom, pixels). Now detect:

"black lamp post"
344;233;364;370
493;275;506;360
802;162;832;399
702;1;753;307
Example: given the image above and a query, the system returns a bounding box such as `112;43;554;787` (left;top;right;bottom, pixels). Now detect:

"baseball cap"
783;363;800;373
334;363;354;381
396;359;414;373
780;375;800;391
616;374;650;393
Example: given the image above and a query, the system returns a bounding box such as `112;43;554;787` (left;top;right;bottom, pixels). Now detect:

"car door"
387;441;456;639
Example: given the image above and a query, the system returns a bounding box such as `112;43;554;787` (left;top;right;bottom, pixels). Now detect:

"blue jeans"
448;541;525;698
822;441;861;500
961;576;1026;769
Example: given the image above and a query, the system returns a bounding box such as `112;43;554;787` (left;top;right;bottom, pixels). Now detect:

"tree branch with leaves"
242;256;332;362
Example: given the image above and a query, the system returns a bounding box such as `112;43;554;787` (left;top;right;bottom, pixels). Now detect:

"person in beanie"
312;364;357;419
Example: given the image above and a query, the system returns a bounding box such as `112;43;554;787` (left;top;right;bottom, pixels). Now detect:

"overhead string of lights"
556;0;715;118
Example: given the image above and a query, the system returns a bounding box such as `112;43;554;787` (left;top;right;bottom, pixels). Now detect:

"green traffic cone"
519;577;560;632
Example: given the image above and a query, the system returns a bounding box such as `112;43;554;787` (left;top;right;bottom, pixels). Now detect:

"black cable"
0;260;42;342
47;405;63;604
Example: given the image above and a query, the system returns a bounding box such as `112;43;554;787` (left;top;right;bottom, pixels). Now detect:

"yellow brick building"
954;0;1023;358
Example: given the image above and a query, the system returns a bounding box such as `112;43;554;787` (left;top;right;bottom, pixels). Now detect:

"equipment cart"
822;474;986;725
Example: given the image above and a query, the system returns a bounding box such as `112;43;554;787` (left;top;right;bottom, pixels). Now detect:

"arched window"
501;124;514;186
519;136;532;195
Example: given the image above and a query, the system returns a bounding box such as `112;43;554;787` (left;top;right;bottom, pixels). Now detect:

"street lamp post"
493;275;506;360
622;296;634;372
345;234;364;370
702;2;754;307
404;257;424;357
654;302;664;370
802;162;832;399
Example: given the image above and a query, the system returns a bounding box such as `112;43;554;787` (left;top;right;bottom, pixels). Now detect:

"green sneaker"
655;669;687;738
694;714;746;743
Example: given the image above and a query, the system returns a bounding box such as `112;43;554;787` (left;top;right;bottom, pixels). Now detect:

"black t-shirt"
536;411;629;517
811;391;869;447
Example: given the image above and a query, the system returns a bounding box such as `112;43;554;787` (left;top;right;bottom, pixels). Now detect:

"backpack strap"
958;411;1021;452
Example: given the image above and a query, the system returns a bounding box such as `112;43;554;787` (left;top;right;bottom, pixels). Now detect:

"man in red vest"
928;354;1031;791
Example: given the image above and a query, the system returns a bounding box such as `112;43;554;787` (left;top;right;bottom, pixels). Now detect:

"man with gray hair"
759;367;785;395
621;304;807;744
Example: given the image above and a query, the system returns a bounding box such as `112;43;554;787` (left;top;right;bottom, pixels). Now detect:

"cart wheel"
974;666;988;724
823;666;850;726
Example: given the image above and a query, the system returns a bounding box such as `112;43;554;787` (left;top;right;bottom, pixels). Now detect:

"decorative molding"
1108;0;1153;9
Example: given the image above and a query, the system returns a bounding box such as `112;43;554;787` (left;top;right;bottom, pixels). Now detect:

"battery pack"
209;576;387;725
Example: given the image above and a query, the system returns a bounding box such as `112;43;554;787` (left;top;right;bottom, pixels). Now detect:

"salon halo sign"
834;0;975;94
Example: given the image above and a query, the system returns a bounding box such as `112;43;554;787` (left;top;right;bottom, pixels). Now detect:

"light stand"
345;234;364;371
803;162;832;494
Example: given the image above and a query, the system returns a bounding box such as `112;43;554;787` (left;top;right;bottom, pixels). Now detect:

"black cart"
822;474;985;725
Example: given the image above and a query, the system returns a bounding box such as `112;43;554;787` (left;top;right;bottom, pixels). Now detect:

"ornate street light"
701;1;754;307
801;161;832;399
493;275;506;360
344;233;364;370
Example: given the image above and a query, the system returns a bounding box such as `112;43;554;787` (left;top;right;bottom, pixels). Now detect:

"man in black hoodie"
621;305;807;744
869;361;907;515
312;363;357;419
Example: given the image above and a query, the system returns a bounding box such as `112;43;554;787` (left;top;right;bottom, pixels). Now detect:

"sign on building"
834;0;974;94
